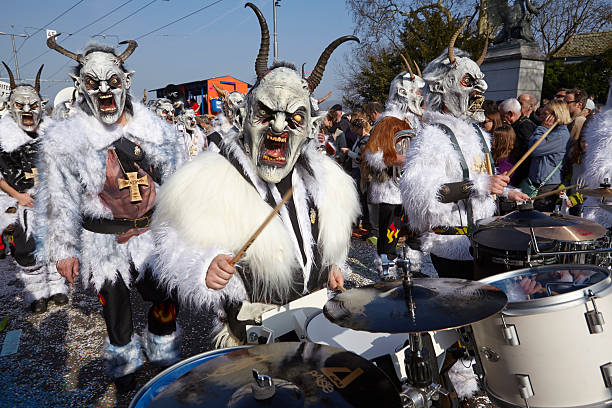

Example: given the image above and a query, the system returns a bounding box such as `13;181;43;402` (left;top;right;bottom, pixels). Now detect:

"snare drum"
472;265;612;407
130;346;246;408
306;311;457;382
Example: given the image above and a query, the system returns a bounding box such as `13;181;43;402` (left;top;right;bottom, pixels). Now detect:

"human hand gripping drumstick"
504;121;559;178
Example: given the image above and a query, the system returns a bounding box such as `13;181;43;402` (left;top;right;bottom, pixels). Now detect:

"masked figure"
35;36;183;392
154;98;175;124
400;21;527;281
151;3;359;347
362;54;425;271
0;82;10;119
582;79;612;228
177;108;206;160
0;62;68;313
208;83;245;153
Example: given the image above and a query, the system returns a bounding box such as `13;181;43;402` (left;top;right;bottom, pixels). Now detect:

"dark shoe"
49;293;69;306
114;372;136;393
30;298;48;314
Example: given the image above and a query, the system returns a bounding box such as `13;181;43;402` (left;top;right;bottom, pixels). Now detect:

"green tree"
543;48;612;102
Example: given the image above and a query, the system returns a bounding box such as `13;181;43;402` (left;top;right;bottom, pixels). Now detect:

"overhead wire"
135;0;225;41
20;0;138;70
93;0;159;37
16;0;86;53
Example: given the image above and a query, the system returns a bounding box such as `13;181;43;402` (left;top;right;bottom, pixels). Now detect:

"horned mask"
46;34;136;126
387;54;425;117
2;62;44;133
243;2;358;183
422;20;488;122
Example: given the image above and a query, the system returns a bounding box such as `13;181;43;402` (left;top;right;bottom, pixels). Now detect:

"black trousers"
377;203;404;257
9;222;36;267
430;253;475;281
98;267;179;347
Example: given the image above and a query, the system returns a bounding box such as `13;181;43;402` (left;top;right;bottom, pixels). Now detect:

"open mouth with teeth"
468;91;485;112
260;130;289;167
21;112;34;127
98;93;117;114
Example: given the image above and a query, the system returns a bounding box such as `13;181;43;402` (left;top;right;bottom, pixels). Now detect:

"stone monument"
480;0;546;102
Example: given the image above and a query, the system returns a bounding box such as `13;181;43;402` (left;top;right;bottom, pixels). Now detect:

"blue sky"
0;0;357;109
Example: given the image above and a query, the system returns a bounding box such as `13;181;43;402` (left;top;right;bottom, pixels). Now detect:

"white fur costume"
400;111;496;260
151;130;359;316
581;106;612;228
0;114;67;302
178;125;206;161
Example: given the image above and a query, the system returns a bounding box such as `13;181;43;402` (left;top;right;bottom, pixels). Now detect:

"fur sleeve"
152;221;247;310
34;138;83;263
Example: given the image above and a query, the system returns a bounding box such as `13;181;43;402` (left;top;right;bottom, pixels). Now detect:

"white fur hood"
0;114;51;152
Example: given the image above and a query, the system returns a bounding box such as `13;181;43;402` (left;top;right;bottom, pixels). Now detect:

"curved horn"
308;35;359;92
317;90;332;104
448;18;468;64
2;61;15;89
117;40;138;63
46;33;81;62
414;60;422;77
399;53;414;80
212;82;229;100
476;37;488;66
245;2;270;79
34;64;44;93
301;63;306;79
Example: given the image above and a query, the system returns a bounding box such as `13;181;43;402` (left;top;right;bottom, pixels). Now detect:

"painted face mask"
179;109;197;131
46;34;137;126
388;54;425;116
422;20;489;122
243;2;358;183
155;99;175;123
2;62;44;132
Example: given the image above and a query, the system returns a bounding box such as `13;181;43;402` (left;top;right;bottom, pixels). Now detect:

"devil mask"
46;34;137;126
243;2;358;183
422;20;488;122
154;99;175;124
179;109;197;131
2;62;44;133
387;54;425;117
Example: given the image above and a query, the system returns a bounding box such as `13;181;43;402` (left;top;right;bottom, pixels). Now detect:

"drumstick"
229;186;294;267
505;121;559;178
485;154;496;200
530;184;579;201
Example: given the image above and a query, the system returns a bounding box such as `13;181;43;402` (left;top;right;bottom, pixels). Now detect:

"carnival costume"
363;55;424;265
151;3;359;346
177;108;206;161
400;24;497;280
0;63;68;313
36;37;183;389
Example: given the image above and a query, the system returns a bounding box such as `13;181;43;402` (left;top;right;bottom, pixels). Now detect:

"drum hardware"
516;374;534;408
251;369;277;400
527;226;612;260
392;129;415;187
601;363;612;388
500;314;520;346
480;346;500;362
585;289;605;334
578;178;612;198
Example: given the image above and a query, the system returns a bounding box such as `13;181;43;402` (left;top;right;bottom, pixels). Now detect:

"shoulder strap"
112;137;162;184
437;123;469;181
471;124;494;169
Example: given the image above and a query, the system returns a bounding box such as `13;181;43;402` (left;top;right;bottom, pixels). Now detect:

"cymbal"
578;187;612;197
479;208;577;228
147;342;402;408
516;212;608;242
473;226;553;251
324;278;507;334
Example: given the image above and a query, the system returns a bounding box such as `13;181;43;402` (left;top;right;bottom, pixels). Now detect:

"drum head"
480;265;611;310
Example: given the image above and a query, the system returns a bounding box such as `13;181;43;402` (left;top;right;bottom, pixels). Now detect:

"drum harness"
433;123;493;238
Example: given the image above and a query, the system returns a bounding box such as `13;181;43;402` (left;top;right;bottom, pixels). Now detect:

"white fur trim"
103;335;144;378
142;326;181;366
401;112;495;260
448;358;479;399
364;150;402;204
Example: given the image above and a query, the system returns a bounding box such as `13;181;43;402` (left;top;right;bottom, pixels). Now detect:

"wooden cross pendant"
118;172;149;202
25;167;38;186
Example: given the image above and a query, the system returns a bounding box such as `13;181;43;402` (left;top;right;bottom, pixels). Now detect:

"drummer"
400;28;529;280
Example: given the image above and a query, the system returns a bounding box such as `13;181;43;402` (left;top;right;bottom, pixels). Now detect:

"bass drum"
472;265;612;407
130;346;246;408
306;311;458;382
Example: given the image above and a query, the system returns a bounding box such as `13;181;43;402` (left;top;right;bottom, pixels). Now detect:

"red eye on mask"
460;74;474;87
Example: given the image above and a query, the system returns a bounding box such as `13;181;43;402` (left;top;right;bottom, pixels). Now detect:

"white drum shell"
473;269;612;407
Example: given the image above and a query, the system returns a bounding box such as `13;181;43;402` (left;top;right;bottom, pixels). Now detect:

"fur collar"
0;114;49;152
44;101;170;153
423;111;481;138
381;107;419;129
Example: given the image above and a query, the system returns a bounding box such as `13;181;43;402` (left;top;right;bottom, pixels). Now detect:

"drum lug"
516;374;534;407
601;362;612;388
480;346;500;362
585;290;605;334
500;314;520;346
246;326;274;344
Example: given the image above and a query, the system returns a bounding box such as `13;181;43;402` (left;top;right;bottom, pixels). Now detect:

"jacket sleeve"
529;126;565;156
